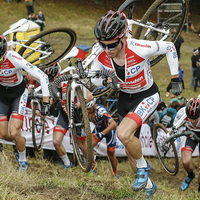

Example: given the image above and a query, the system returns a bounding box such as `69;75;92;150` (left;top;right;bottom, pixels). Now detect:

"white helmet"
86;98;96;109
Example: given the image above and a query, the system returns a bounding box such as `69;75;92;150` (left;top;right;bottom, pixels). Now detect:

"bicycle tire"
32;101;45;151
134;0;189;67
153;123;179;176
66;82;93;172
18;27;77;68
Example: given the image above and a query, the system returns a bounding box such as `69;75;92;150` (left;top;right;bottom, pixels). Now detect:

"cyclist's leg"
105;128;118;176
0;103;10;141
9;89;29;170
53;108;71;168
181;137;196;190
117;92;159;190
125;148;137;173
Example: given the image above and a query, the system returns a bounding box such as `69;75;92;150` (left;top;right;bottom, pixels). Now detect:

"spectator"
25;0;34;17
28;13;36;21
191;49;200;87
193;67;200;92
157;99;167;112
35;15;45;32
146;110;160;136
173;28;184;59
178;65;184;89
178;96;187;109
187;12;196;33
38;10;46;26
159;99;180;128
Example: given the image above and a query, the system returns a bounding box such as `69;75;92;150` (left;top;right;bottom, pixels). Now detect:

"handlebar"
162;130;200;152
48;70;121;100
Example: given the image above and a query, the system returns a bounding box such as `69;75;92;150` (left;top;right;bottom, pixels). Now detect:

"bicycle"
48;57;120;172
3;18;77;68
28;85;45;152
119;0;189;67
153;112;200;176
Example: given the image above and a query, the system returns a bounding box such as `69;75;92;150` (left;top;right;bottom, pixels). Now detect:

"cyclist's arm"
135;39;179;77
17;60;50;102
173;107;186;128
102;118;117;136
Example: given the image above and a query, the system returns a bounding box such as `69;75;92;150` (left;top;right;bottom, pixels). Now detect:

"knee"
182;158;190;168
107;151;117;161
53;138;61;149
10;128;20;139
117;127;131;145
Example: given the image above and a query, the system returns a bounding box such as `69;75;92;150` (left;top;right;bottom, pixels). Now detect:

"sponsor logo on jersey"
136;97;155;117
0;69;13;75
12;55;22;61
130;41;151;48
126;65;140;75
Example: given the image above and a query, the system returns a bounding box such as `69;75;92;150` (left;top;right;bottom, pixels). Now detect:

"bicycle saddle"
3;18;30;36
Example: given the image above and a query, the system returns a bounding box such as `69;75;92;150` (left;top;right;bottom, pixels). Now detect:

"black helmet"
186;98;200;120
44;63;61;81
0;35;7;58
94;10;128;41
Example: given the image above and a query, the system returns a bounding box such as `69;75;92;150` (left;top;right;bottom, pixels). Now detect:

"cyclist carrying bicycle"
91;10;182;198
44;64;93;169
86;98;119;177
0;35;50;170
174;98;200;192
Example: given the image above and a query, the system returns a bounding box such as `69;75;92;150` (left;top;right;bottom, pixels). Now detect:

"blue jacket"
159;107;178;125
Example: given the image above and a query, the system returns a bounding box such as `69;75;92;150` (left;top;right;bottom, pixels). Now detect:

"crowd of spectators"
146;96;188;135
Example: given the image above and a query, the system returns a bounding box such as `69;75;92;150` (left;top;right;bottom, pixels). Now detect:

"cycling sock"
60;154;70;166
198;183;200;192
136;156;147;168
188;171;195;178
113;168;118;176
144;178;153;189
18;150;27;162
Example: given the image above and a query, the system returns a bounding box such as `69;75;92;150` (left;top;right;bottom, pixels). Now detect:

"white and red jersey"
174;107;200;132
91;39;178;94
0;50;50;97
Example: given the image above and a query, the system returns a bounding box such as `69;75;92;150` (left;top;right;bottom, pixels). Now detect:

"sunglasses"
99;39;122;50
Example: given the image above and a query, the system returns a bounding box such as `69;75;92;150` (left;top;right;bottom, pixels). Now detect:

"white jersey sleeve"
9;51;50;97
132;39;178;76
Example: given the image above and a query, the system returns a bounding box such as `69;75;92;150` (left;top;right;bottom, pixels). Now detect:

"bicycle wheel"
67;82;93;172
18;27;77;68
134;0;189;67
31;101;45;151
153;123;179;176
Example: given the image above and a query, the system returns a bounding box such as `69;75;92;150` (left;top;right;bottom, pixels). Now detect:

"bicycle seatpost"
77;58;87;79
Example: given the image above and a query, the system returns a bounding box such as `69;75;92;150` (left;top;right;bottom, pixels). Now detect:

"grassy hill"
1;0;200;103
1;1;200;200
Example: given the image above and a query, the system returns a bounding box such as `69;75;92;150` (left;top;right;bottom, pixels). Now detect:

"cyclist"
86;98;119;177
0;35;50;170
44;64;93;168
174;98;200;192
91;10;182;198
